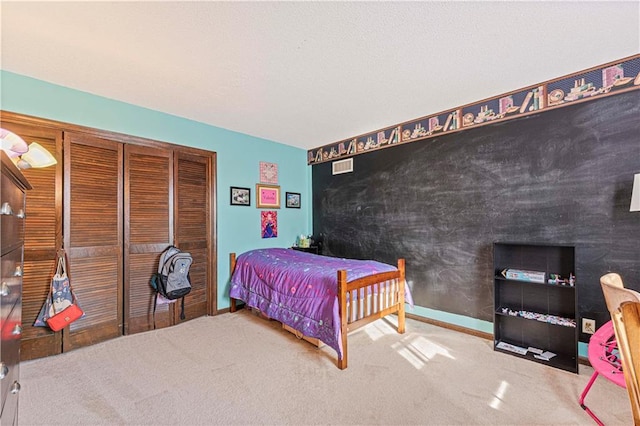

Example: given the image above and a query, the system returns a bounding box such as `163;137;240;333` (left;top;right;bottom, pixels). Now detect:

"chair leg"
579;371;605;426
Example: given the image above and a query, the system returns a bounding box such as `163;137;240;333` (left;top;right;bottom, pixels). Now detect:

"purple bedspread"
229;248;413;360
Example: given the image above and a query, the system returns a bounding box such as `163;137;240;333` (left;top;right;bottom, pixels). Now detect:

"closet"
0;112;216;360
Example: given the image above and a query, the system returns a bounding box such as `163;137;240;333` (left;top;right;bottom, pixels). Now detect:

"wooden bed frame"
229;252;407;369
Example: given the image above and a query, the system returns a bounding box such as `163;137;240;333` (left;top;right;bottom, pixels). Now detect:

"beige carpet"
19;310;631;425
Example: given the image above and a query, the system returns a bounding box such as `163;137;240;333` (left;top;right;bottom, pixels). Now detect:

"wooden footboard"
337;259;406;369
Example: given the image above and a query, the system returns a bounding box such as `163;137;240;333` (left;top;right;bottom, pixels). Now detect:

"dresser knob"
10;381;20;394
0;283;9;297
13;266;22;277
11;324;22;336
0;363;8;379
0;202;12;215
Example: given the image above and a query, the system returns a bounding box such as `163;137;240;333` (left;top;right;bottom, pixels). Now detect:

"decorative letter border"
308;54;640;165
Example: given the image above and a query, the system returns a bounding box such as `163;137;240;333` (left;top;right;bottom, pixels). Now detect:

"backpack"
150;245;192;324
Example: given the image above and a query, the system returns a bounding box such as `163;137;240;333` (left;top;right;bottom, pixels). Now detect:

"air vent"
332;158;353;175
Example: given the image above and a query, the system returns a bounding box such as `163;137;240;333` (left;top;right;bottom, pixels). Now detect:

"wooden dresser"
1;150;31;425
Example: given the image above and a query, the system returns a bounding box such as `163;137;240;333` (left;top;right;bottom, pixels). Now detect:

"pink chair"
579;273;640;425
579;320;626;425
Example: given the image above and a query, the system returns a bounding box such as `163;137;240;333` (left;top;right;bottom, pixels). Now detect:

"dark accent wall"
312;91;640;344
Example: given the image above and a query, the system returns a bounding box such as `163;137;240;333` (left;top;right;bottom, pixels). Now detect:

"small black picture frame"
285;192;301;209
230;186;251;206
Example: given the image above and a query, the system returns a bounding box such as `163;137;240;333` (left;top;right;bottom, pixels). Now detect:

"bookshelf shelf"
495;276;576;289
494;309;576;328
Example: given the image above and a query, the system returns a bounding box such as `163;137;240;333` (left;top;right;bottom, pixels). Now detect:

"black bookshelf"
493;243;578;373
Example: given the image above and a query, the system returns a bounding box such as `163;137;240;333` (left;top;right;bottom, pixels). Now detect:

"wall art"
230;186;250;206
261;210;278;238
259;161;278;184
286;192;301;208
256;184;280;209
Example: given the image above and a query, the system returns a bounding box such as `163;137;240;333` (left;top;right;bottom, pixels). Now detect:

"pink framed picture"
256;184;280;209
259;161;278;184
261;211;278;238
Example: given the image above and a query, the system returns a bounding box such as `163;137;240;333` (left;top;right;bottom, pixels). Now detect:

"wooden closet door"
63;132;123;351
174;151;216;320
124;144;173;334
0;121;63;360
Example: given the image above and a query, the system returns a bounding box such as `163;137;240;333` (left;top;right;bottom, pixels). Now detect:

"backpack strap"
153;292;158;330
180;297;186;320
153;292;185;325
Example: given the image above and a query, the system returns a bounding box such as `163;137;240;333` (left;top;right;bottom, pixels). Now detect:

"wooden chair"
612;301;640;425
601;273;640;315
600;272;625;288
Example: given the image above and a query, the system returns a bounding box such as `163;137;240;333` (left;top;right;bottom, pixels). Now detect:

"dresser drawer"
1;247;23;414
0;382;19;426
0;249;22;311
0;176;26;256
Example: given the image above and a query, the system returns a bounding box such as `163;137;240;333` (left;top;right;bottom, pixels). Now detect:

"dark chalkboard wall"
313;91;640;343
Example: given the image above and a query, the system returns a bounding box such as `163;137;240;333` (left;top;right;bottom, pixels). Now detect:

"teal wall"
0;70;312;310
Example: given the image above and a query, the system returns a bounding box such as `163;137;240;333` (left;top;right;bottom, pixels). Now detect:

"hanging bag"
34;250;84;331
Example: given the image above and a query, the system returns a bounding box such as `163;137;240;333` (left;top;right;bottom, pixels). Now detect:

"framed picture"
285;192;301;208
261;210;278;238
230;186;250;206
256;184;280;209
259;161;278;184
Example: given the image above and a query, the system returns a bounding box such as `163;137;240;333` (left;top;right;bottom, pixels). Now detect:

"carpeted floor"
19;310;632;425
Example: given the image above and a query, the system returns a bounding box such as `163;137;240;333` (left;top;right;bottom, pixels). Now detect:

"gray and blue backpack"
151;245;192;322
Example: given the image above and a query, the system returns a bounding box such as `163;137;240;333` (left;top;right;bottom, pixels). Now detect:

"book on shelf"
533;351;557;361
496;341;528;355
527;346;544;355
501;268;546;284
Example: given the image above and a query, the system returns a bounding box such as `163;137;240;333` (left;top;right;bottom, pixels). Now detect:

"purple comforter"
229;248;413;360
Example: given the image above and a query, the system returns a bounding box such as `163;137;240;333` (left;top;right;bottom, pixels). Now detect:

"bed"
229;248;412;369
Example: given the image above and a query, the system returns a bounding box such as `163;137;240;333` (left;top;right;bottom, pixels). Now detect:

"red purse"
42;250;84;332
46;304;84;332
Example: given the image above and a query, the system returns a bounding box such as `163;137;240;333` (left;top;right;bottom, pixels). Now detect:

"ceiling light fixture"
0;128;29;157
17;142;57;169
0;128;57;169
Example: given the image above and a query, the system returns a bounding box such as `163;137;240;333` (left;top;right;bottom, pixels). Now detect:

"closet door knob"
10;381;20;394
1;202;12;215
16;209;25;219
13;266;22;277
0;282;9;296
0;363;8;379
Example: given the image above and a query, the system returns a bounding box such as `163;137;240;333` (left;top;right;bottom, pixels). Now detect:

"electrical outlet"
582;318;596;334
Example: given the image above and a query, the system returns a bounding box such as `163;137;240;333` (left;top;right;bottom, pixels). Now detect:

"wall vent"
332;158;353;175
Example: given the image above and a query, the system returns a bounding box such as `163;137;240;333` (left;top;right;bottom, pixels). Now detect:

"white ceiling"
1;1;639;151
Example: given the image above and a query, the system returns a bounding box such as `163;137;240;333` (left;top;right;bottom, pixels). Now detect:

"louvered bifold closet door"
124;145;173;334
174;151;216;321
63;132;123;351
0;121;63;360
